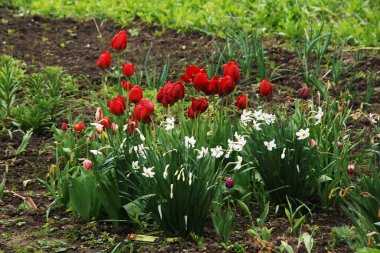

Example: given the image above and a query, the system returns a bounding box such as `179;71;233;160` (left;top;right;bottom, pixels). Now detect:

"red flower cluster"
108;95;126;115
134;98;155;123
157;81;185;107
180;62;239;97
187;98;208;118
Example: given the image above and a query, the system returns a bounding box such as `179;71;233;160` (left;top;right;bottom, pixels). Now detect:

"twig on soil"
4;190;37;209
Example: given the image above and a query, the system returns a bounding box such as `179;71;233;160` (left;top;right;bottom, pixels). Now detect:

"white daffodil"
163;164;169;179
252;120;262;131
369;113;378;124
142;167;155;178
211;146;224;158
235;156;243;170
313;107;324;125
164;117;175;131
184;136;196;149
241;109;254;126
133;144;147;158
132;161;140;170
196;147;209;159
90;150;102;156
296;128;310;140
264;139;276;151
263;112;276;125
253;110;264;121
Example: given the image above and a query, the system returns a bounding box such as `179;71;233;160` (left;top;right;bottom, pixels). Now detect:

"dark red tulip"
110;30;127;50
193;72;208;92
347;164;355;175
187;106;195;118
122;63;135;77
74;122;84;132
189;97;208;118
126;119;139;135
129;85;143;103
97;50;111;68
236;94;248;109
61;121;68;131
205;76;219;95
219;75;235;96
298;86;310;99
157;81;185;107
108;95;126;115
259;78;273;97
122;80;134;91
225;177;234;189
223;61;240;82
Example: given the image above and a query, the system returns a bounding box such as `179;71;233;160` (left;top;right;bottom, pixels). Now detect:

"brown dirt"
0;4;378;253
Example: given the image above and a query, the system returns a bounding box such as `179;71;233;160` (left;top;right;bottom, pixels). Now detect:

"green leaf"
261;227;271;241
258;202;270;228
280;241;295;253
317;175;333;184
16;130;33;155
68;177;91;221
356;248;380;253
302;232;313;253
236;199;252;222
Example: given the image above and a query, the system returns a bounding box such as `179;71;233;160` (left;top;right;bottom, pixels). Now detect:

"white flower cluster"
241;109;276;128
184;136;196;149
164;117;175;131
311;107;323;125
133;144;147;158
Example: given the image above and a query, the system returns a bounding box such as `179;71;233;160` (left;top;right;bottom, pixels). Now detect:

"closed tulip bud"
310;139;317;148
298;86;310;99
236;94;248;109
259;78;273;97
110;30;127;50
225;177;234;189
74;122;84;132
111;122;119;132
122;63;135;77
347;164;355;175
82;159;93;170
95;107;103;122
97;50;111;68
223;61;240;82
219;75;235;96
101;131;108;141
61;121;68;131
129;85;143;103
187;106;195;118
122;80;133;91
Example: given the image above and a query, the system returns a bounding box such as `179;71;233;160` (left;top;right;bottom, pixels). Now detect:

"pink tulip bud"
95;107;103;122
111;122;119;132
347;164;355;175
225;177;234;189
96;124;103;134
61;122;68;131
82;159;93;170
310;139;317;148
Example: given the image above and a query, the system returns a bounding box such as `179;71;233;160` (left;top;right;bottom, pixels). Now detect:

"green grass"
2;0;379;46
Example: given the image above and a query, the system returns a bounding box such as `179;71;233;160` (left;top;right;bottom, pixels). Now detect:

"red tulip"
134;98;154;123
129;85;143;103
97;50;111;68
193;72;208;92
236;94;248;109
126;119;139;135
187;106;195;118
99;116;111;129
225;177;234;189
189;97;208;118
122;63;135;77
61;121;68;131
223;61;240;82
122;80;133;91
74;122;84;132
157;81;185;107
83;159;93;170
219;75;235;96
180;65;201;83
108;95;126;115
298;86;310;99
259;78;273;97
205;76;219;95
110;30;127;50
